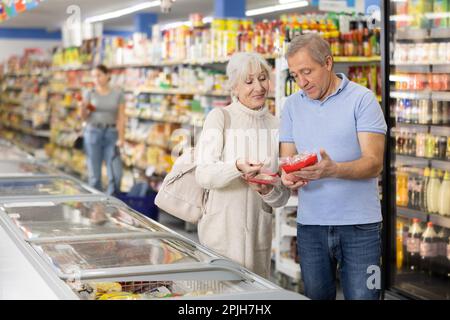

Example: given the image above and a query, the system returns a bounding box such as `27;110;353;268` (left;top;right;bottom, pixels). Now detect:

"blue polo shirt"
280;73;387;226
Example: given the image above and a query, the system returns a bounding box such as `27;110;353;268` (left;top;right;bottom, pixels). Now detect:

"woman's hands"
236;159;274;195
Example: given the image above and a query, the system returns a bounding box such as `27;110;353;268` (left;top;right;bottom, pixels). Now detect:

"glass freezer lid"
33;236;211;275
3;200;165;239
0;160;56;176
0;145;30;160
0;176;94;197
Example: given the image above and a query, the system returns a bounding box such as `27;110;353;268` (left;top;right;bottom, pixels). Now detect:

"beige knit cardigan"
195;101;290;278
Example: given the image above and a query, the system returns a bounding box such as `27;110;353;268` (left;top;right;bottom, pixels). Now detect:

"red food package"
87;103;96;112
280;153;318;174
246;172;280;185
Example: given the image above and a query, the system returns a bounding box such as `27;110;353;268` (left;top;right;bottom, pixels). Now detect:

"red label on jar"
447;244;450;260
420;242;437;258
407;238;420;253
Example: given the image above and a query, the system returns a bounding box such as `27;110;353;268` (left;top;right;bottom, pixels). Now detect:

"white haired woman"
194;52;290;278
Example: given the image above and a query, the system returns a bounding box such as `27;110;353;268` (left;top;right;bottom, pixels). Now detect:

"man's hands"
281;149;338;190
291;149;338;180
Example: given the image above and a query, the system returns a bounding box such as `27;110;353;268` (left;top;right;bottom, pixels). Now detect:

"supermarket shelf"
395;122;450;129
0;107;22;115
52;55;280;71
333;56;381;63
125;87;230;97
125;137;172;151
430;27;450;39
431;91;450;101
281;223;297;238
0;121;51;138
277;257;301;281
125;112;191;125
397;207;450;229
394;28;428;41
0;99;22;105
4;86;23;91
397;206;428;221
395;154;450;170
429;213;450;229
390;90;431;100
391;65;431;73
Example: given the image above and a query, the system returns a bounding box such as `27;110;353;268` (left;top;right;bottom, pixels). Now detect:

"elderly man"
280;33;387;300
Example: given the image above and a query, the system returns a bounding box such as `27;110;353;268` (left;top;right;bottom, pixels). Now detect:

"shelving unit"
397;206;450;230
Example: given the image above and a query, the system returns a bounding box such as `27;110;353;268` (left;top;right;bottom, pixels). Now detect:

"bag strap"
201;108;231;213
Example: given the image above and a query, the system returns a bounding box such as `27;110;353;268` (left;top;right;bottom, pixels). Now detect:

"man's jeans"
83;126;122;195
297;222;382;300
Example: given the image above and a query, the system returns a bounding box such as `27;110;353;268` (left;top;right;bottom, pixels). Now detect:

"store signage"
0;0;43;23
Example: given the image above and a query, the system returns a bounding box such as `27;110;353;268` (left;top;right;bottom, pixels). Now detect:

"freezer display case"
0;175;100;202
0;140;33;160
386;0;450;300
0;198;305;300
0;160;58;177
0;198;169;240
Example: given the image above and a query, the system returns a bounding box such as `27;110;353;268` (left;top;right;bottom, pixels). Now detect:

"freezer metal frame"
0;175;102;203
0;159;61;177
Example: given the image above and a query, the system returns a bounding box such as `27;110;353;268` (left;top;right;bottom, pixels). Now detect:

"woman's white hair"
226;52;271;98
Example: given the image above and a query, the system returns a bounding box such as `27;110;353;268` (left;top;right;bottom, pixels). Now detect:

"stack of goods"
70;281;222;300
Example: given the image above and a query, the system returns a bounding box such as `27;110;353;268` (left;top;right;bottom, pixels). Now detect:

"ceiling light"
85;1;161;24
246;1;309;17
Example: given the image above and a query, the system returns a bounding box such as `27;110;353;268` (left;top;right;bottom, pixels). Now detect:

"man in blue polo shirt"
280;33;387;300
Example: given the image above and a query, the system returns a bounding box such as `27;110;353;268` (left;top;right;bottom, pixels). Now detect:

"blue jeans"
83;126;122;195
297;222;382;300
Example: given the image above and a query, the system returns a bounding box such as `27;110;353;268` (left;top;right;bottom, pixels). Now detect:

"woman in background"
81;65;126;195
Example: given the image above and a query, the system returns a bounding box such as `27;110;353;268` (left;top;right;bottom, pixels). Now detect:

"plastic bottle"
436;227;449;278
427;168;442;214
438;171;450;216
420;167;431;212
407;218;423;271
420;222;438;276
403;223;410;270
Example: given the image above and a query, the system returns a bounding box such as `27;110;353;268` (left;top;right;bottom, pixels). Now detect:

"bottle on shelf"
420;167;431;212
436;227;449;279
442;101;449;125
425;133;436;159
402;222;410;270
416;132;427;158
418;99;431;125
397;220;404;270
396;170;409;207
438;171;450;217
447;136;450;160
407;218;423;272
432;101;443;125
438;136;447;160
420;222;438;276
427;168;442;214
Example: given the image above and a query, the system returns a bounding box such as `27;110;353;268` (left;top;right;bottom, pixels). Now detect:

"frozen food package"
279;152;318;174
245;169;280;185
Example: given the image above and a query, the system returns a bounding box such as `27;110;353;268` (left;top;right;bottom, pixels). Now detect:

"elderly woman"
194;52;290;278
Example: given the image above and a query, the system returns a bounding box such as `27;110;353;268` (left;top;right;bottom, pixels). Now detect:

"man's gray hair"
226;52;271;94
286;33;332;66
